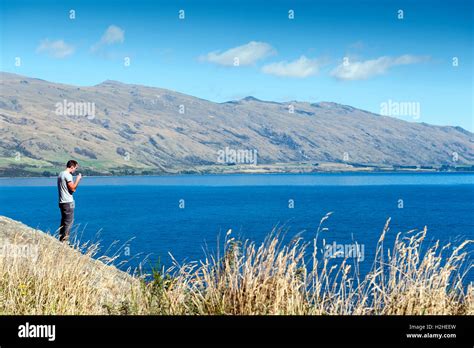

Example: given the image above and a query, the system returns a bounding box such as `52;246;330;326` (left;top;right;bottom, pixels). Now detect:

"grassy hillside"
0;215;472;315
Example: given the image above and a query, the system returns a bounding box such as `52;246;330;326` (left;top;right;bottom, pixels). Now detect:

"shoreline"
1;169;474;180
2;160;473;179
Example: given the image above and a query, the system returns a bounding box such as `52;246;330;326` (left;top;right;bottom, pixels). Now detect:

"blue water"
0;173;473;282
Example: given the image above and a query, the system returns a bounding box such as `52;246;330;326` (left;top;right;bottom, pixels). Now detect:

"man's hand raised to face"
67;172;82;193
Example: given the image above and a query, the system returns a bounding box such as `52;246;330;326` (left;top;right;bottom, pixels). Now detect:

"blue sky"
1;0;472;130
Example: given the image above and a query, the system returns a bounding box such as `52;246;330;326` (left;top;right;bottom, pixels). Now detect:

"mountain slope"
0;72;473;175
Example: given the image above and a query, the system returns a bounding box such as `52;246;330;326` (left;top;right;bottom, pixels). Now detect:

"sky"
0;0;473;130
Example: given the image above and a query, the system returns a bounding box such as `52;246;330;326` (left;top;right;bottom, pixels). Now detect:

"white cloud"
261;56;321;78
36;39;75;58
100;25;125;44
331;55;429;81
200;41;275;66
91;25;125;52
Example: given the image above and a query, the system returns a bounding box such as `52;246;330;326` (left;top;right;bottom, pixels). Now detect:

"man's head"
66;160;79;173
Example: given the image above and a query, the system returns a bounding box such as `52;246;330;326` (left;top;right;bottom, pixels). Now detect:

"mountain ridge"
0;72;473;176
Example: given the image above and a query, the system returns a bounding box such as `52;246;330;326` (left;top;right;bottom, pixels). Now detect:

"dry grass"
0;216;139;314
0;215;472;315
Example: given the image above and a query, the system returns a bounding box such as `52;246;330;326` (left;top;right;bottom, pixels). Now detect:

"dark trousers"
59;202;75;242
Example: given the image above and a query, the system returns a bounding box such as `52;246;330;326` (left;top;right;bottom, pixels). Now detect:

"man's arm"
67;173;82;192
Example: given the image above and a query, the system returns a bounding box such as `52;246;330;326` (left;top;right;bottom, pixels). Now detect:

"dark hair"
66;160;78;168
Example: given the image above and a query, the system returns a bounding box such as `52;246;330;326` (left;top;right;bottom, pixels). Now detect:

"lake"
0;173;473;281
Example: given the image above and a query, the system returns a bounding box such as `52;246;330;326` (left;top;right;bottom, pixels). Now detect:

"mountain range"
0;72;473;176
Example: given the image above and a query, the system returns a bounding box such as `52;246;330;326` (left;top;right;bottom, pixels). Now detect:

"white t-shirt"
57;170;74;203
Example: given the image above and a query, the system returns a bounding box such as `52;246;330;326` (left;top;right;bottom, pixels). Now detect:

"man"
57;160;82;242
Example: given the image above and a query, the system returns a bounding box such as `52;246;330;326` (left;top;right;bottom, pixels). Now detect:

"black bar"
0;315;471;347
